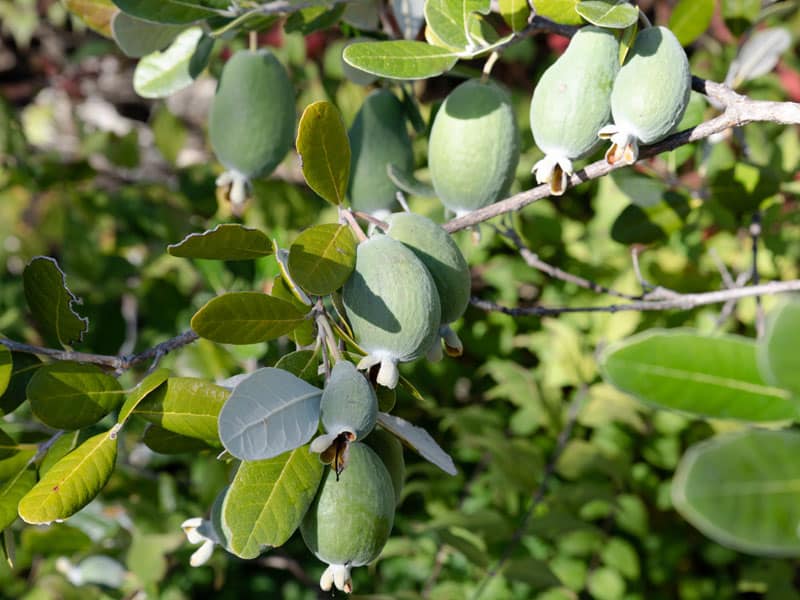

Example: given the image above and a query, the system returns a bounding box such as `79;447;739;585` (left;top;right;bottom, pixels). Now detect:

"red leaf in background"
546;34;569;55
777;62;800;102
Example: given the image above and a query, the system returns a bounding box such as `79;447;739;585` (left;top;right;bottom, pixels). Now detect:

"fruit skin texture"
343;235;441;388
364;427;405;506
428;79;520;216
209;50;296;204
601;26;691;166
348;90;414;217
301;443;395;591
530;26;620;195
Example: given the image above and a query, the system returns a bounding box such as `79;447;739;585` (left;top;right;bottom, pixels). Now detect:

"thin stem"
339;208;368;242
249;31;257;51
315;312;342;362
353;211;390;232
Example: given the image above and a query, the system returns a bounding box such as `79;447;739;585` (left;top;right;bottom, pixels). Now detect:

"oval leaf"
192;292;308;345
727;27;792;88
757;299;800;397
296;101;351;206
111;0;220;23
287;224;357;296
28;362;124;430
600;330;799;422
221;446;324;558
133;27;203;99
343;40;459;80
19;431;118;525
133;377;227;443
168;224;273;260
0;345;10;398
117;368;170;425
673;429;800;556
425;0;491;52
111;11;184;58
64;0;118;37
218;367;322;461
23;257;88;348
668;0;713;46
377;411;457;475
576;0;638;28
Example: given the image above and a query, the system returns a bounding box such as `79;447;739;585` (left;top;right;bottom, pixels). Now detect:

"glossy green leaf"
377;412;457;475
576;0;638;28
274;350;323;387
221;446;324;558
117;368;170;425
133;27;203;98
425;0;490;51
111;11;184;57
287;224;357;296
23;257;88;348
28;362;124;430
343;41;459;80
673;429;800;556
111;0;221;24
758;300;800;396
668;0;713;46
18;431;118;525
499;0;530;32
600;330;799;422
532;0;582;25
218;367;322;461
0;466;36;531
133;377;227;443
167;224;273;260
296;102;350;206
0;346;10;398
64;0;117;37
0;353;41;416
191;292;308;344
142;424;214;454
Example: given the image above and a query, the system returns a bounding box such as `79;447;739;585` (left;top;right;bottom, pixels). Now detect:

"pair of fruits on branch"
531;25;691;195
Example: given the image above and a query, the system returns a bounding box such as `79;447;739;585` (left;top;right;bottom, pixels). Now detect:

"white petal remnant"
181;517;217;567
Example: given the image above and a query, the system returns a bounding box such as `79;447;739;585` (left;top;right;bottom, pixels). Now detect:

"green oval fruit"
343;235;441;388
348;90;414;217
530;26;619;195
315;360;377;446
209;50;296;204
301;443;395;592
602;26;691;165
428;79;520;216
364;427;405;505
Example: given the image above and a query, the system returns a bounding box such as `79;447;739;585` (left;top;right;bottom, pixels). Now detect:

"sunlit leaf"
668;0;713;46
133;27;203;98
296;102;350;206
117;368;170;425
288;224;357;296
377;412;457;475
168;224;273;260
576;0;638;28
343;41;459;80
757;299;800;397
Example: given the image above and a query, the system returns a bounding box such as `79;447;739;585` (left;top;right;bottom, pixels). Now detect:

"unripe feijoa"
342;235;441;389
209;50;296;204
530;26;619;195
428;79;520;216
601;26;691;165
301;443;395;592
348;90;414;217
364;427;405;505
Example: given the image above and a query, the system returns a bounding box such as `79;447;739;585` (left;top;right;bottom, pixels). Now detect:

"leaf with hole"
168;224;273;260
296;102;350;206
218;367;323;461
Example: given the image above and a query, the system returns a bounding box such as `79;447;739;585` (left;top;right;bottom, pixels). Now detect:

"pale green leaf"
168;224;273;260
387;163;436;198
218;367;322;461
600;329;799;422
673;429;800;556
18;431;118;525
343;41;459;80
191;292;308;345
576;0;638;28
532;0;582;25
296;102;350;206
377;412;457;475
757;299;800;397
23;257;88;347
117;368;170;425
133;27;203;98
425;0;491;51
222;446;324;558
111;11;184;57
288;224;356;296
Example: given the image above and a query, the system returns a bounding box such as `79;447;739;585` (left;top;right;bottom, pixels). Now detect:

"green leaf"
296;102;350;206
288;224;357;296
111;11;184;57
758;300;800;396
673;429;800;556
0;466;36;531
218;367;322;461
133;27;203;98
117;368;170;425
0;346;10;398
425;0;491;52
271;276;316;346
191;292;308;344
168;224;273;260
668;0;713;46
18;431;118;525
576;0;638;28
600;330;799;422
0;428;18;460
499;0;530;32
221;446;324;558
721;0;760;36
64;0;117;37
111;0;221;24
532;0;582;25
23;257;88;348
343;41;459;81
284;4;346;35
274;350;323;387
709;161;781;215
142;424;214;454
387;163;436;198
40;431;82;476
133;377;227;443
377;412;457;475
0;353;41;416
28;362;124;430
610;191;691;245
